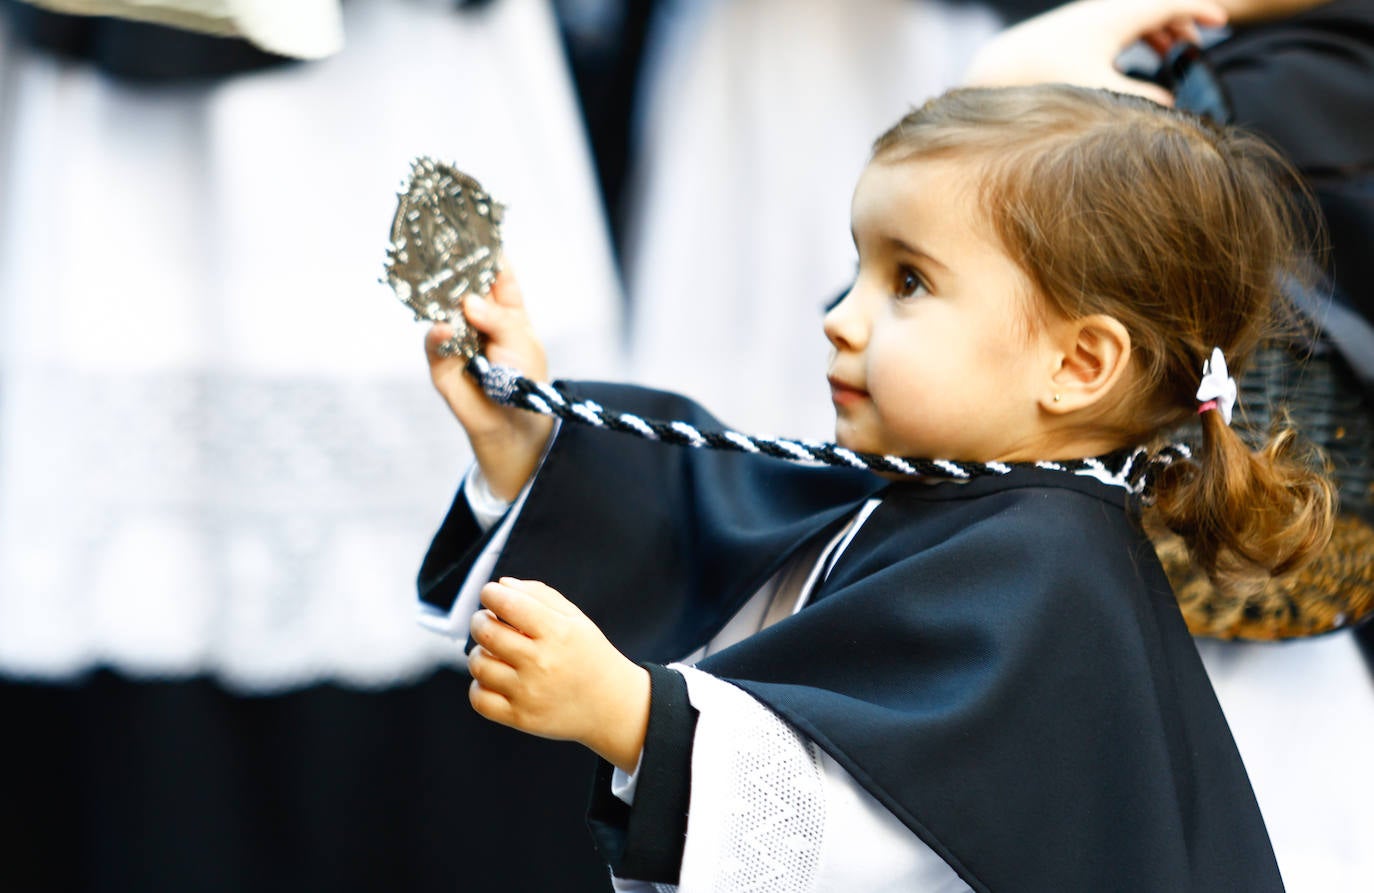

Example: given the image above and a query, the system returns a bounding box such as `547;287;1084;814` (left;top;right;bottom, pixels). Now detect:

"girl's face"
825;157;1060;463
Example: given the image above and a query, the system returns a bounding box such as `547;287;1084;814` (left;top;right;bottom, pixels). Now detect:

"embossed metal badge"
384;158;504;361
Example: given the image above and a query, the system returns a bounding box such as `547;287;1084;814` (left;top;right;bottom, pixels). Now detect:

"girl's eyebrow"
850;227;950;274
884;235;949;273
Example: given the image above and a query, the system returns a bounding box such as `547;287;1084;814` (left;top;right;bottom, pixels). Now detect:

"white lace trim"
674;666;825;893
669;667;972;893
0;369;475;691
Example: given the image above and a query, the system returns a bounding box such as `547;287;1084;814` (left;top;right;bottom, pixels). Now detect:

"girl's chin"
834;427;922;460
832;425;875;456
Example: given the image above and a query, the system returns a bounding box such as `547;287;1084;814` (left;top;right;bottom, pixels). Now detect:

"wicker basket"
1153;343;1374;640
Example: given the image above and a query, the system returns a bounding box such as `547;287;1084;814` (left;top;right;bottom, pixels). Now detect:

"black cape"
419;382;1283;892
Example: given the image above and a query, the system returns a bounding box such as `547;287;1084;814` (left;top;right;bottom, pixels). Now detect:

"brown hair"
873;84;1334;596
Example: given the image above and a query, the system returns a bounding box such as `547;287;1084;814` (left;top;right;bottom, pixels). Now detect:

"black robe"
419;382;1284;892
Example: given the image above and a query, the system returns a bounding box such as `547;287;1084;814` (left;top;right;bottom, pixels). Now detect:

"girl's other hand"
426;268;555;501
964;0;1229;106
467;578;651;774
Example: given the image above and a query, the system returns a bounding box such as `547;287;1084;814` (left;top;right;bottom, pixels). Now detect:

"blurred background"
0;1;1368;890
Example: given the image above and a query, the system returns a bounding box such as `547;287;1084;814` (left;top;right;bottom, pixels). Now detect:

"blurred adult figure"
0;1;622;889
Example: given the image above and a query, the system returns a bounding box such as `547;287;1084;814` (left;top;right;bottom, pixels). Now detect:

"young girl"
417;84;1331;891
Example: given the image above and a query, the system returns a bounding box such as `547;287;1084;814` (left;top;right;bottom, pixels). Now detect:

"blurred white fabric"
0;0;623;692
17;0;345;59
626;0;1001;440
1197;634;1374;892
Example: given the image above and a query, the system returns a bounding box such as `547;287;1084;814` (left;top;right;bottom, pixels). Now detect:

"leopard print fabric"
1154;515;1374;640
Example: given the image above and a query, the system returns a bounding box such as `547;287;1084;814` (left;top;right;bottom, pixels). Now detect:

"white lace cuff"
671;665;969;892
673;665;826;890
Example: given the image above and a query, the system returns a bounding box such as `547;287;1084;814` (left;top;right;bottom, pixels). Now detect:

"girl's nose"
823;288;866;352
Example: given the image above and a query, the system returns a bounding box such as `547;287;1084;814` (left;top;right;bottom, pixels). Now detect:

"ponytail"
1148;410;1335;597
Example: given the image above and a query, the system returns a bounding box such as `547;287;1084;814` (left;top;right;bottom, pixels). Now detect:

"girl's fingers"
425;322;465;361
461;293;504;336
490;267;526;309
466;644;521;696
461;290;535;353
470;608;535;664
468;676;514;723
480;581;556;637
496;577;581;618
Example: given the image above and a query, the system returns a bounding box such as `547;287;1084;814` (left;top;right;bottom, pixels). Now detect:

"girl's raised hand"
963;0;1229;106
467;578;651;774
426;268;555;501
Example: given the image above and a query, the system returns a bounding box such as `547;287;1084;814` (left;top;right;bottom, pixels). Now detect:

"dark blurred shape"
0;0;296;81
1207;0;1374;333
0;669;612;892
1155;41;1233;124
554;0;655;260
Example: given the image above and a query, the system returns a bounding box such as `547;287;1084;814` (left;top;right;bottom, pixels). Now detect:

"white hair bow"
1195;347;1237;425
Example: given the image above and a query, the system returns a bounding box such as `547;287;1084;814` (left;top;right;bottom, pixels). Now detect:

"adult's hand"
964;0;1229;105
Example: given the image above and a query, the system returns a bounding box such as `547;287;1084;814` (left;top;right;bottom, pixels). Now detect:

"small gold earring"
1052;393;1062;403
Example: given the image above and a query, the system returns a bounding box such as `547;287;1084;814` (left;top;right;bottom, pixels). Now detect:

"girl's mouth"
828;376;868;406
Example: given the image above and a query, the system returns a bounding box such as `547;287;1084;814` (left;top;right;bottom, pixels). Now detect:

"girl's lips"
828;377;868;405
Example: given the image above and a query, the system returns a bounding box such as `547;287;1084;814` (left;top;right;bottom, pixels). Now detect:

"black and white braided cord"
468;356;1192;496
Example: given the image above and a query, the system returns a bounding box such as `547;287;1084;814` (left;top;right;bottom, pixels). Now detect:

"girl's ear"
1041;314;1131;414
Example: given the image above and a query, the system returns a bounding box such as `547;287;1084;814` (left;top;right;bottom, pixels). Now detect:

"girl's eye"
895;266;927;299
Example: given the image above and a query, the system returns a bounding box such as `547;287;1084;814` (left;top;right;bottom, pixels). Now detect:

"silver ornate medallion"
384;158;505;361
